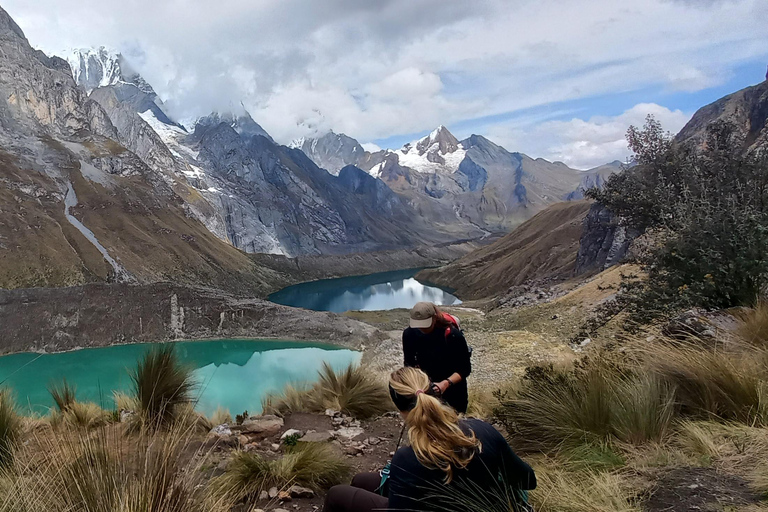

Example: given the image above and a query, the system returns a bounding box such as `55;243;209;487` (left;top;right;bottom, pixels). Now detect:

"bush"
589;117;768;320
0;389;21;467
130;344;196;430
215;442;350;502
263;363;390;419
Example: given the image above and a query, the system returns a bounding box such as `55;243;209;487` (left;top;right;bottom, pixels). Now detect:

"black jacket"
403;325;471;412
388;418;536;511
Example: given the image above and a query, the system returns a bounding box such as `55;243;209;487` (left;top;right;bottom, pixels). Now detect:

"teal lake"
268;268;461;313
0;340;360;416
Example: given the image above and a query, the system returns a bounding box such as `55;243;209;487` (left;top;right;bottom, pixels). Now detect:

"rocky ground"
201;411;405;512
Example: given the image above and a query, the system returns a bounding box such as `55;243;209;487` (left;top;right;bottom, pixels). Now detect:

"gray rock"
239;415;284;438
268;487;279;499
288;485;315;498
575;203;641;275
302;431;334;443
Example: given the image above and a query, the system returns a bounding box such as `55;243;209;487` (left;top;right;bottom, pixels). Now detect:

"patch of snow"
395;143;466;174
139;110;198;159
288;137;305;149
368;161;385;178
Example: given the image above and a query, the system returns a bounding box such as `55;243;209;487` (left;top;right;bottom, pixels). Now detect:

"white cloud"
486;103;692;169
3;0;766;156
361;142;382;152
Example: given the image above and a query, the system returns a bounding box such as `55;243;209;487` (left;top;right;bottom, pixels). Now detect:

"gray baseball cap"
409;302;436;328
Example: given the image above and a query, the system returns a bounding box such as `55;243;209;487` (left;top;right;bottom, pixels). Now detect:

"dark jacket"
388;418;536;511
403;325;471;413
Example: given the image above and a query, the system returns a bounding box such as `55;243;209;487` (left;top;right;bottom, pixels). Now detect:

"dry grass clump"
495;357;676;452
214;442;350;503
0;389;21;468
530;465;639;512
643;339;768;424
130;344;196;431
0;424;229;512
48;379;76;413
209;406;231;426
737;302;768;347
262;363;390;419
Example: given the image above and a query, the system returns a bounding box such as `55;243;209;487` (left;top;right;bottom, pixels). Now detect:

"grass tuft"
130;344;196;430
48;379;76;413
215;442;350;502
0;389;21;468
263;363;390;419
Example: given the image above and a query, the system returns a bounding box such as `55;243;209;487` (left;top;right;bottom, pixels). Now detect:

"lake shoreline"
0;283;385;355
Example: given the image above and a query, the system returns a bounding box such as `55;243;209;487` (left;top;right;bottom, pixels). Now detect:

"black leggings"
323;472;389;512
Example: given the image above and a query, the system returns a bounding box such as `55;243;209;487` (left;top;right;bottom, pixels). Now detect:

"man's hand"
436;380;451;394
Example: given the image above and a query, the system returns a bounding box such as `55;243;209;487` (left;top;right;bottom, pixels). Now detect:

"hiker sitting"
323;367;536;512
403;301;471;413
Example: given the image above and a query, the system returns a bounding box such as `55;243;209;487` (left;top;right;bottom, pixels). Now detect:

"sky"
5;0;768;169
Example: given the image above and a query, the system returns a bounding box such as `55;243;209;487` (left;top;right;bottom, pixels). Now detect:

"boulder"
288;485;315;499
234;415;284;441
302;430;334;443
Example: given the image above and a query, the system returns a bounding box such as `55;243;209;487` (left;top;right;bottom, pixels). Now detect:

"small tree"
589;116;768;319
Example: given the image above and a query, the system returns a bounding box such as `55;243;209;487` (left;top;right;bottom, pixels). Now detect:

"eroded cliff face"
0;283;383;354
574;203;641;275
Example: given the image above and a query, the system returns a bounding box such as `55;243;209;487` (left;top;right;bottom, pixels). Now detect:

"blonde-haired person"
323;367;536;512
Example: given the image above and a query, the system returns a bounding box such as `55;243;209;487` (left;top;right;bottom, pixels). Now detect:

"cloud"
3;0;766;157
361;142;382;152
485;103;692;169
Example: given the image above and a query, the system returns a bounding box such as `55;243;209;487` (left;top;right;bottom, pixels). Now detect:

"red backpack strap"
442;313;460;338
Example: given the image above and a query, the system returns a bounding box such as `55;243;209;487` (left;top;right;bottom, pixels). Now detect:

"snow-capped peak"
394;125;465;174
67;47;123;93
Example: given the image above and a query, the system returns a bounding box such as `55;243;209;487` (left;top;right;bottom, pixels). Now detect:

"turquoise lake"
0;340;360;416
268;268;461;313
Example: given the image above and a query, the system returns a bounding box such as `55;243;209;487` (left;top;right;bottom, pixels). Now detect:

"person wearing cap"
403;301;471;413
322;367;536;512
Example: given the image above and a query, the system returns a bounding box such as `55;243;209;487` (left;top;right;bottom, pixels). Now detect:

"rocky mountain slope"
417;201;593;299
0;8;285;291
64;46;456;257
296;126;617;233
676;78;768;150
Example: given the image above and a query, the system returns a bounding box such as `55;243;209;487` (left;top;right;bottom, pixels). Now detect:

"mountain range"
9;4;764;293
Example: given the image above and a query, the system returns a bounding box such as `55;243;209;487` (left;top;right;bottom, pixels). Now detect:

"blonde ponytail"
389;367;481;483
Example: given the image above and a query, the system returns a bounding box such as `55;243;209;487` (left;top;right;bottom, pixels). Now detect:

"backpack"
441;312;473;359
441;312;461;338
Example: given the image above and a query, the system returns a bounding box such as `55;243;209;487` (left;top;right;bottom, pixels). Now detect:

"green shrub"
130;344;195;430
215;442;350;502
589;117;768;320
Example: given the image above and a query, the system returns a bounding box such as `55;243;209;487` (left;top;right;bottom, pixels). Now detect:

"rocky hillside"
296;126;617;233
0;8;292;292
676;78;768;150
417;201;593;299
